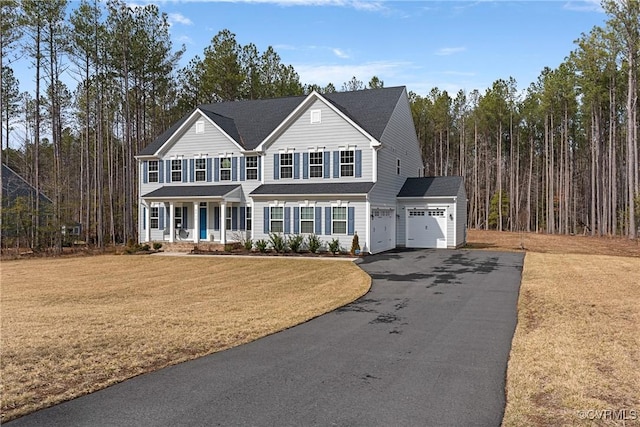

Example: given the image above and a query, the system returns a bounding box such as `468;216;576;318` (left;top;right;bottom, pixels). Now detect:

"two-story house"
137;86;466;253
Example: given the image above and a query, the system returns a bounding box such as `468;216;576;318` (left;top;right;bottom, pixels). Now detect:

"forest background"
1;0;639;250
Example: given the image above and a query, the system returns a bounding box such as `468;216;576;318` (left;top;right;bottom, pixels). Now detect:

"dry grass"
466;230;640;426
467;229;640;258
0;255;370;422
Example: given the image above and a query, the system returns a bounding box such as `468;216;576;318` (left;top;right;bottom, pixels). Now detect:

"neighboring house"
1;163;53;244
137;87;467;253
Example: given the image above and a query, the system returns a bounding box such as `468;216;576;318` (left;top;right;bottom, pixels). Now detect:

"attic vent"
310;109;321;124
195;121;204;134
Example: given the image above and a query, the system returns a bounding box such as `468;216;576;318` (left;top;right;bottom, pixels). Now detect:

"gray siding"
368;88;423;238
253;198;368;253
264;99;373;184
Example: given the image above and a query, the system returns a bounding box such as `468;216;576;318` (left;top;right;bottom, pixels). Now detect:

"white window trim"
150;206;159;229
171;158;182;182
148;160;159;183
280;152;293;179
195;157;207;182
195;120;204;134
220;157;232;181
331;205;348;235
226;206;232;230
300;205;315;234
246;206;252;231
310;109;321;124
245;155;258;180
397;158;401;175
270;205;284;233
339;150;355;177
309;151;323;178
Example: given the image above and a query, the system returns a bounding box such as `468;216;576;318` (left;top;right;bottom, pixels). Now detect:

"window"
300;207;314;233
340;150;354;177
280;153;293;179
174;206;183;229
148;160;158;183
270;207;284;233
409;210;425;217
246;156;258;180
226;206;232;230
428;209;445;217
220;157;231;181
397;158;401;175
310;109;321;124
171;159;182;182
195;121;204;134
195;158;206;182
246;207;252;231
309;152;323;178
332;207;347;234
150;207;159;229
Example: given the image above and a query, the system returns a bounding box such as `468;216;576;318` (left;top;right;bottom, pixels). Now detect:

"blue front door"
199;207;207;240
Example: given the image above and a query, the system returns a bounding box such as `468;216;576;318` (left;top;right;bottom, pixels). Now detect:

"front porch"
140;184;248;245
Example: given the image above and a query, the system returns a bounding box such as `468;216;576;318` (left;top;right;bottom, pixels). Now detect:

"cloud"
563;0;603;13
435;47;466;56
187;0;388;12
168;12;193;26
332;48;349;59
293;60;412;86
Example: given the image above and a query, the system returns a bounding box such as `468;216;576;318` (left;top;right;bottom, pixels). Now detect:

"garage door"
370;208;395;253
406;208;447;248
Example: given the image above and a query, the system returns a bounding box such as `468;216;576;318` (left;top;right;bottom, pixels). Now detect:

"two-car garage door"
406;208;448;248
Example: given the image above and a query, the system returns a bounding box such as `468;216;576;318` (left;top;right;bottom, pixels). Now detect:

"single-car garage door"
406;208;447;248
370;208;395;253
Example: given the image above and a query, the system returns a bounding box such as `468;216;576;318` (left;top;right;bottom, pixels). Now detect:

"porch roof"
142;185;241;199
250;182;375;196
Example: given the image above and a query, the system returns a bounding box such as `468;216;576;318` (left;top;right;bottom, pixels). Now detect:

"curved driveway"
9;249;524;427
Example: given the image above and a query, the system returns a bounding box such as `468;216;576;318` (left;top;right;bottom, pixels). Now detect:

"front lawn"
0;255;370;422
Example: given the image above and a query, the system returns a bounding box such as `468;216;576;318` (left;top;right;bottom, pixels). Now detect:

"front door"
199;205;207;240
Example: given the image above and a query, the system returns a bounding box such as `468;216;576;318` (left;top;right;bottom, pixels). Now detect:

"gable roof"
397;177;464;198
251;182;375;196
139;86;406;155
1;164;52;204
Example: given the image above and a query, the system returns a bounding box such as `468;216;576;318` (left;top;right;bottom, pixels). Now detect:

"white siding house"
136;87;467;253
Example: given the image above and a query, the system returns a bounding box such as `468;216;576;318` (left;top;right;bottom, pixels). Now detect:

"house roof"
139;86;406;155
397;176;464;198
142;185;240;198
1;164;52;204
250;182;375;196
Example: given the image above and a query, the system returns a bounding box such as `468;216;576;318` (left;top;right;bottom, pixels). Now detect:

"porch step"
159;242;225;253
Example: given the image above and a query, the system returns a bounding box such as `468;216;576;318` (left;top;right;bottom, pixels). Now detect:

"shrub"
152;242;163;251
141;244;150;251
350;233;361;255
244;238;253;251
288;234;304;253
255;239;268;253
307;234;322;253
269;233;287;253
328;238;341;254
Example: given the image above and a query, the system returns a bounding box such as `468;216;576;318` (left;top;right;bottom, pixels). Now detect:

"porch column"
169;202;175;243
220;201;227;244
145;204;151;243
193;202;200;244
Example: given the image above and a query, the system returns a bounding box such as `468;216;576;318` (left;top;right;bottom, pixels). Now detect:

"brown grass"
0;255;370;422
467;231;640;426
467;229;640;258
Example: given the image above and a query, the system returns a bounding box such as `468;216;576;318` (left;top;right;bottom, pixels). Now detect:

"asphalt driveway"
9;249;524;427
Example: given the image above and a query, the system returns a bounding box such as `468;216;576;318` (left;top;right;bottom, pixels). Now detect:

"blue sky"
149;0;607;96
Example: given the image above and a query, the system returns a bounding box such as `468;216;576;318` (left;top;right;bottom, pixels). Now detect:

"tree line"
1;0;639;251
411;0;639;238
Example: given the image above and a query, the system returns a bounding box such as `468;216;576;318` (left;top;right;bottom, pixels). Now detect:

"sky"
146;0;608;96
8;0;609;103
